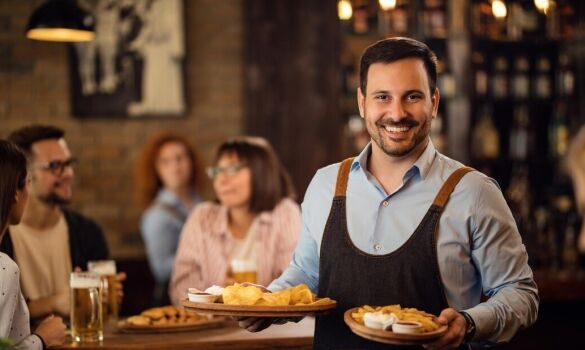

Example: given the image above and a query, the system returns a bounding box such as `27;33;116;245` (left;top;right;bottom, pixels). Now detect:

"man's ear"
357;87;365;119
431;88;440;119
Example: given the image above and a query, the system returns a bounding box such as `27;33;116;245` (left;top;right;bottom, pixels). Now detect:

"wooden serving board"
343;308;448;345
182;298;337;317
117;316;225;333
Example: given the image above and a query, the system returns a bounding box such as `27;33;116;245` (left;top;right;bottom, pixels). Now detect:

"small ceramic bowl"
392;321;423;334
363;312;396;330
187;292;218;303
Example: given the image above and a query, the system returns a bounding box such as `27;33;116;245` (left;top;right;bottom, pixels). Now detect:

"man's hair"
359;37;438;96
7;125;65;156
0;140;28;234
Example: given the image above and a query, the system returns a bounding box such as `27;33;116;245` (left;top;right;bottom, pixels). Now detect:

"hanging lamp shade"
26;0;95;42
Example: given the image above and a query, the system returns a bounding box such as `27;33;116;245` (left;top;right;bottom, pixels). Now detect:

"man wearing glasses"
0;125;122;321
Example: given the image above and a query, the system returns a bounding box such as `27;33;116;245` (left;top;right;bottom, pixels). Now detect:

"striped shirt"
169;198;301;305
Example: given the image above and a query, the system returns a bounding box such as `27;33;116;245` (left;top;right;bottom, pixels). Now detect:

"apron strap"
432;166;475;210
334;158;354;197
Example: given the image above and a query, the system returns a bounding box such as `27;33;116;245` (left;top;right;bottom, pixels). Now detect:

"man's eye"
374;95;389;101
407;94;422;101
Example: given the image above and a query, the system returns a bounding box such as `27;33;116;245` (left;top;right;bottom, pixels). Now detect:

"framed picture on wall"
69;0;186;118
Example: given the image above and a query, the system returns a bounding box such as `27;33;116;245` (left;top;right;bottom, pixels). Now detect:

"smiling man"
239;38;538;350
0;125;124;322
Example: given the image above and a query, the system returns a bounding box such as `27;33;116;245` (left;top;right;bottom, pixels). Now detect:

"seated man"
0;125;125;320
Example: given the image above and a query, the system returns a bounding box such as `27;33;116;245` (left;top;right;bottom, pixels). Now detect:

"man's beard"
366;111;432;158
38;192;70;205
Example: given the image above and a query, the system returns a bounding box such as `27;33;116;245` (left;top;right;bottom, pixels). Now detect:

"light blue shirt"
269;141;538;346
141;189;202;283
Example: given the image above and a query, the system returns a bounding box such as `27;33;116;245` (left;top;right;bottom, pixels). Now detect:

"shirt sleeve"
272;199;302;278
464;178;539;345
141;209;178;283
12;334;43;350
169;207;205;306
268;178;323;293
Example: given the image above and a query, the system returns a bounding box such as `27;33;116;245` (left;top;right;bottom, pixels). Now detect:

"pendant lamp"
26;0;95;42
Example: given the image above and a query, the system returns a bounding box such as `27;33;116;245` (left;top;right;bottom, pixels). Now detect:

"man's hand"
34;315;66;347
237;317;275;332
423;308;467;350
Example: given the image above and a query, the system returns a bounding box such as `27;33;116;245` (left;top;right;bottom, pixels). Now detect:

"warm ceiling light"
492;0;507;19
534;0;550;14
338;0;353;21
26;0;95;42
379;0;397;11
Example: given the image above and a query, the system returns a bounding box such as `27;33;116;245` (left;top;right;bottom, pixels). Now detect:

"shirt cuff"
462;304;496;341
33;333;47;350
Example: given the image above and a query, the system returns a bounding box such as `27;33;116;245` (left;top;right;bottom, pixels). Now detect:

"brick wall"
0;0;244;258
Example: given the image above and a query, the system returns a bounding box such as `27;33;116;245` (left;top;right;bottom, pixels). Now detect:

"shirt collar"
350;139;437;181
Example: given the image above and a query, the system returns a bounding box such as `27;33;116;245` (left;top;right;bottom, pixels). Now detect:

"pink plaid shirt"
169;198;301;305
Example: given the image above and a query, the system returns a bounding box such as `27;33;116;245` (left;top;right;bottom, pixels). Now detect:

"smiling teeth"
384;126;410;132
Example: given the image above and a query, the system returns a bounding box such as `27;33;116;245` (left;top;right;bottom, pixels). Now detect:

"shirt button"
382;200;389;207
374;243;382;251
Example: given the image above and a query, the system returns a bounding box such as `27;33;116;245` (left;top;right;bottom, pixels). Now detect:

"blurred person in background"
169;136;301;305
566;126;585;253
0;140;66;349
0;125;125;322
136;133;205;306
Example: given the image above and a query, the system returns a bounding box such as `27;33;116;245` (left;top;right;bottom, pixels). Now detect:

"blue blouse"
141;189;202;283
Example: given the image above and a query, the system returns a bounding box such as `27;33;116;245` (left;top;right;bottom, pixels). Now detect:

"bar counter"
56;317;314;350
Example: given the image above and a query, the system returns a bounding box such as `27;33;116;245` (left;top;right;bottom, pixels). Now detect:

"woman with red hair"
135;133;206;306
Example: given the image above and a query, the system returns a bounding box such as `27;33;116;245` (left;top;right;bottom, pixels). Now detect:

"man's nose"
387;100;407;120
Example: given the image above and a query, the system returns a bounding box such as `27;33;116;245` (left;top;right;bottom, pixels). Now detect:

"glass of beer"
87;260;118;323
230;259;257;283
70;272;103;342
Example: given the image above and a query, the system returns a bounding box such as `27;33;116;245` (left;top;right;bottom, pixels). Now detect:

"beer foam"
230;259;257;272
88;261;116;275
70;273;101;288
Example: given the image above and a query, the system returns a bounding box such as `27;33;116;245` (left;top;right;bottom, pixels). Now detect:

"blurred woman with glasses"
0;140;66;349
169;136;301;304
135;133;206;306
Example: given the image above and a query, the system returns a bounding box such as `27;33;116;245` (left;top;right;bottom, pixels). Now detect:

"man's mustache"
376;119;420;128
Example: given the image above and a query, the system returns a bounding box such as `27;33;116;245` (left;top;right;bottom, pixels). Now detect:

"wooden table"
56;318;314;350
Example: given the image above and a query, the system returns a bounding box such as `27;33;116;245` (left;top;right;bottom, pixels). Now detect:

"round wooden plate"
181;298;337;317
117;316;225;333
344;308;448;345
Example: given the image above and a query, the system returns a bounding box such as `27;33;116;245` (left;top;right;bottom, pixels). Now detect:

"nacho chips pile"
222;284;333;307
351;305;440;333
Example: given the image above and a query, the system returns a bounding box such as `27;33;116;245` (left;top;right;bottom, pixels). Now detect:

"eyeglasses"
206;163;247;179
29;157;78;175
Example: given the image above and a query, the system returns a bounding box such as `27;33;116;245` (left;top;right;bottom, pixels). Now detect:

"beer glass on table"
70;272;103;342
88;260;118;324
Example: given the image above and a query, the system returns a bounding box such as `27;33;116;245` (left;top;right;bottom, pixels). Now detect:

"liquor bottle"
533;56;551;99
472;51;488;97
491;56;509;99
472;105;500;160
512;56;530;99
430;112;446;154
509;104;531;161
353;4;370;34
561;214;579;272
438;60;456;99
549;102;569;158
557;53;575;97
